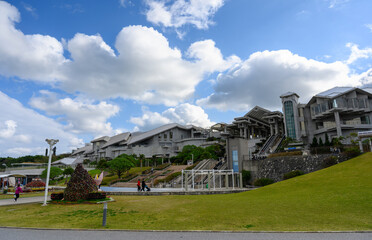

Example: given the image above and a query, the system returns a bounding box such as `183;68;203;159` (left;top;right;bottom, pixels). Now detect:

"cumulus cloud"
346;43;372;64
130;103;215;131
0;2;236;106
29;90;120;136
0;91;84;157
197;50;358;111
61;27;235;105
0;1;66;82
145;0;224;30
0;120;17;138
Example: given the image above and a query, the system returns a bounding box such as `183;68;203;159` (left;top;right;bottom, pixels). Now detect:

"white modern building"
72;123;212;162
281;87;372;145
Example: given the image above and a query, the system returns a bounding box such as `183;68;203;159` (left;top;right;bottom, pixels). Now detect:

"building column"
251;127;255;138
270;124;274;136
240;128;243;138
244;127;247;139
275;122;279;135
334;111;342;137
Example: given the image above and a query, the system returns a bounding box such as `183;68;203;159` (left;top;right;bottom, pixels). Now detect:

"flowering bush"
26;180;46;188
51;192;64;200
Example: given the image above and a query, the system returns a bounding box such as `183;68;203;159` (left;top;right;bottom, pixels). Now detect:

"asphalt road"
0;228;371;240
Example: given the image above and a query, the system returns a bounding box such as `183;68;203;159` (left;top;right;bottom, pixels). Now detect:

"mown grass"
0;153;371;231
0;192;46;200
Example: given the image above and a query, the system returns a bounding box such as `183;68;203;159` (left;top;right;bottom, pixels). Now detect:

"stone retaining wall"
243;154;349;182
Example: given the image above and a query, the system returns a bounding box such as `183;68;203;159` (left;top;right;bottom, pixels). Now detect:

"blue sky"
0;0;371;157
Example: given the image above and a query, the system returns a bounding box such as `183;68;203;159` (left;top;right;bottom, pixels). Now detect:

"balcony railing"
311;98;369;117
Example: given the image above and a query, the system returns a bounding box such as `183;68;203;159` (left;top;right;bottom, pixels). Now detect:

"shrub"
268;151;302;158
142;169;151;174
242;170;251;186
342;146;361;159
323;156;338;168
283;170;304;180
154;163;171;170
186;161;200;170
51;192;64;200
26;180;46;188
64;164;98;201
154;172;181;186
87;191;106;200
109;173;138;185
3;189;7;194
253;178;274;186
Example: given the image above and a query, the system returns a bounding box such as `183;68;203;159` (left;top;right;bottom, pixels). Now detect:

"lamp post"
43;139;59;206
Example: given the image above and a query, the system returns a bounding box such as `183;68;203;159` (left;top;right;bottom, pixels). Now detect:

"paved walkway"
0;196;51;206
0;228;371;240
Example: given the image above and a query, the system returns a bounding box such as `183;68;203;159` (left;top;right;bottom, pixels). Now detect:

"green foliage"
310;136;318;147
171;144;225;164
318;137;324;146
51;192;64;200
41;166;63;181
108;154;136;178
283;170;304;180
63;167;74;176
242;170;251;186
268;151;302;158
154;172;182;185
343;146;361;159
87;191;107;200
97;159;109;171
253;178;274;186
323;156;338;168
324;133;331;146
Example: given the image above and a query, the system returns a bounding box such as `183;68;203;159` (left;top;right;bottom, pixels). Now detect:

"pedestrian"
141;179;151;191
137;179;141;192
14;184;22;202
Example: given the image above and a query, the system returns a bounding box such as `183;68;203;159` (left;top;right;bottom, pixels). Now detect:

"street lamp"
43;139;59;206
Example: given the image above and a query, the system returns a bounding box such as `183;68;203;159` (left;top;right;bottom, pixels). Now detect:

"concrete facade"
281;87;372;145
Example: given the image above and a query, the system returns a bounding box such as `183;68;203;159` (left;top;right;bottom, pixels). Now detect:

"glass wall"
232;150;239;172
284;101;296;139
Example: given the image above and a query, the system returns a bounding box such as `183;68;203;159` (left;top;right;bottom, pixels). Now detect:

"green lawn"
0;192;47;199
0;153;371;231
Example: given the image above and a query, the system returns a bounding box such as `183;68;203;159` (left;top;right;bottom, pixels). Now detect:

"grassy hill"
0;153;371;231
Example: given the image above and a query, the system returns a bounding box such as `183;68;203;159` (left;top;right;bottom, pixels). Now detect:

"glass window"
169;132;173;139
284;101;296;139
164;133;167;140
232;150;239;172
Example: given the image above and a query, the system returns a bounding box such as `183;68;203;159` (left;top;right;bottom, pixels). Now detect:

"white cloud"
346;43;372;65
29;90;120;136
0;1;66;82
366;24;372;33
0;120;17;138
145;0;224;30
328;0;350;8
197;49;358;111
130;103;214;131
0;2;236;106
0;91;84;157
61;26;235;105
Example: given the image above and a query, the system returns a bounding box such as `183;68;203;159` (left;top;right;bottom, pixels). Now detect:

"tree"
63;167;74;177
318;137;324;146
108;154;135;178
97;159;109;171
324;133;331;146
41;166;63;181
311;136;318;147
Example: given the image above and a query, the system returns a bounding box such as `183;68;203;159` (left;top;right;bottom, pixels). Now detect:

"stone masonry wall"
243;154;349;182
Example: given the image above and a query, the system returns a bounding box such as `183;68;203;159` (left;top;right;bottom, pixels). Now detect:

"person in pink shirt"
14;184;22;202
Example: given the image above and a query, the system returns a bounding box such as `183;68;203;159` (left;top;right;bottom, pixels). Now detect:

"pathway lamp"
43;139;59;206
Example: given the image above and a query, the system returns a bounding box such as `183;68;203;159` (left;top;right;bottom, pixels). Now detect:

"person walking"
137;179;141;192
14;184;22;202
141;179;146;191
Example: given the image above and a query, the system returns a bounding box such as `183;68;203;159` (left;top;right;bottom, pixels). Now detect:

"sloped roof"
128;123;194;145
244;106;271;123
71;144;93;156
52;157;77;165
315;87;355;98
280;92;299;98
91;136;110;143
101;132;131;149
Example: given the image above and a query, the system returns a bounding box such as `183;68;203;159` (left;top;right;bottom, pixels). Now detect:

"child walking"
14;184;22;202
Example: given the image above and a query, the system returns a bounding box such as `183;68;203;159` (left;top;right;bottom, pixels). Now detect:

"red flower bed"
26;180;46;188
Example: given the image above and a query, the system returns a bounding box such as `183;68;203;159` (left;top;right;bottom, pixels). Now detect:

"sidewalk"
0;196;51;206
